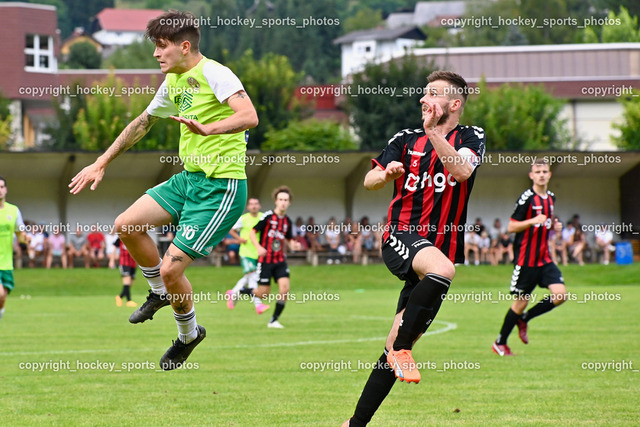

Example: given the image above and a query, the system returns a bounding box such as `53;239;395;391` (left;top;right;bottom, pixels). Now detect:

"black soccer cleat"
160;325;206;371
128;290;171;324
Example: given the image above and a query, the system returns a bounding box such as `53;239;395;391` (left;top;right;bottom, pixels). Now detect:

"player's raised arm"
68;111;160;194
170;90;258;136
364;161;405;191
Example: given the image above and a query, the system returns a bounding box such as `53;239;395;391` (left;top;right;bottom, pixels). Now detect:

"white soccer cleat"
267;320;285;329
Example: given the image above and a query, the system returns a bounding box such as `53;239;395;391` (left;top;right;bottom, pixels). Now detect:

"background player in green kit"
0;176;29;324
69;10;258;370
225;197;270;314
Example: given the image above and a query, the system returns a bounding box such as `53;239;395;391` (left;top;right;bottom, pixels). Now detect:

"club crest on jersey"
271;240;281;252
187;77;200;92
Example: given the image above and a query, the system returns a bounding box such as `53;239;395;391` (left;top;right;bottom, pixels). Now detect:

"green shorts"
240;256;258;274
1;270;15;293
147;171;247;259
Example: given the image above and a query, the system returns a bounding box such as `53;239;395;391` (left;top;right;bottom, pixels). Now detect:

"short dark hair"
0;176;5;185
146;10;200;52
427;70;469;106
272;185;292;202
530;157;549;171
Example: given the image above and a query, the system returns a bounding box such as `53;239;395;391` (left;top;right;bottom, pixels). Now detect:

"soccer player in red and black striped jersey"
246;186;293;328
343;71;485;426
115;239;138;308
492;159;568;357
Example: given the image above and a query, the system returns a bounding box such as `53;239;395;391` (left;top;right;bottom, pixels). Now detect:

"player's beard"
437;103;450;125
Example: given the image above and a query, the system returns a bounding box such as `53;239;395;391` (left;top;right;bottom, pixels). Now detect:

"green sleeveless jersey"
234;212;262;259
0;203;21;270
147;57;247;179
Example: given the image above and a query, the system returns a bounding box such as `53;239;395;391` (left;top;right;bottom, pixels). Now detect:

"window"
353;41;376;59
24;34;56;72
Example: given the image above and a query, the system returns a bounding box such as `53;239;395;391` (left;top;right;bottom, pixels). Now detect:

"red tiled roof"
96;8;164;32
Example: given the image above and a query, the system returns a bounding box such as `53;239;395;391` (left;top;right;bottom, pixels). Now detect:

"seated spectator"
87;225;105;267
28;223;47;267
222;233;240;265
359;216;377;252
158;225;175;256
305;216;324;252
344;219;362;263
325;217;342;264
569;225;586;266
494;230;514;265
67;226;90;268
489;218;503;248
68;227;89;268
477;230;492;265
548;219;568;266
292;216;309;251
464;230;479;265
594;224;615;265
46;226;67;269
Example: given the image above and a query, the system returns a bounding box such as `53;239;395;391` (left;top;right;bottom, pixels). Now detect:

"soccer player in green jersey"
225;197;270;314
0;176;29;324
69;10;258;370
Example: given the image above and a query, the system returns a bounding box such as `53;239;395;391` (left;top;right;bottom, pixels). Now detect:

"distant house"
386;1;466;29
333;27;426;79
61;28;104;59
91;8;164;50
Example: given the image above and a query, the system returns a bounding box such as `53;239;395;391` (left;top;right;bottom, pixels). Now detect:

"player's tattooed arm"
69;111;160;194
103;111;160;162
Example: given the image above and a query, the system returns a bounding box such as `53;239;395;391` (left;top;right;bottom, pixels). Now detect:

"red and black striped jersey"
373;124;485;264
119;244;137;268
253;210;292;264
511;188;555;267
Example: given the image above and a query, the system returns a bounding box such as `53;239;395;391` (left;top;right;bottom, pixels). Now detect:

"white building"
91;8;164;48
333;27;426;79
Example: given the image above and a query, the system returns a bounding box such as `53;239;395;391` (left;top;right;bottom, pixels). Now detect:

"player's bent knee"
553;292;568;305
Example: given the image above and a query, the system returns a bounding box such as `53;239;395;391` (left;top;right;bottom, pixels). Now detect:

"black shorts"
510;263;564;296
382;233;434;285
256;261;289;285
119;265;136;279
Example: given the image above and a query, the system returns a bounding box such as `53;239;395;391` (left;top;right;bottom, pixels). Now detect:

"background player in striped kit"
492;158;568;356
343;71;485;426
115;238;138;308
225;197;270;314
242;186;295;328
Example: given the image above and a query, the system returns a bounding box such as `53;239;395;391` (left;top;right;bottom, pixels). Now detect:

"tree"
343;8;383;33
612;89;640;150
66;42;102;69
344;54;436;150
102;39;159;69
70;74;179;151
461;79;572;150
0;91;11;150
46;84;87;150
228;50;311;149
582;6;640;42
261;119;357;151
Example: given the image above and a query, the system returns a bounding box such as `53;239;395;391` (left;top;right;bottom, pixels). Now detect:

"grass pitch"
1;263;639;426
